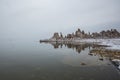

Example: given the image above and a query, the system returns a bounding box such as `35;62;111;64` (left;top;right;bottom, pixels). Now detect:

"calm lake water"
0;39;120;80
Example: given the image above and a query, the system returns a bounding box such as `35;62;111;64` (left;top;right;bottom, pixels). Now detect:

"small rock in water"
88;53;93;56
99;58;103;61
81;62;86;65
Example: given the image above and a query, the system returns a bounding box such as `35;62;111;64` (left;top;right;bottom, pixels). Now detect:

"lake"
0;39;120;80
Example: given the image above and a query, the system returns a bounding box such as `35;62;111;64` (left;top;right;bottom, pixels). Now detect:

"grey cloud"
0;0;120;39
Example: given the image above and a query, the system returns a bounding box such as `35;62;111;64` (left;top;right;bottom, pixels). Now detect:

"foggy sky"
0;0;120;39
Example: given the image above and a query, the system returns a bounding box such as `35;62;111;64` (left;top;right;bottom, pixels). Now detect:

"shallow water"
0;39;120;80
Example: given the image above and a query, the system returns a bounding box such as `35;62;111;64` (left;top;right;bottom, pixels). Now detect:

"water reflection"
43;42;92;53
40;42;120;70
0;40;120;80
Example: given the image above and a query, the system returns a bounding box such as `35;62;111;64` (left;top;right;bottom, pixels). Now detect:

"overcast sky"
0;0;120;39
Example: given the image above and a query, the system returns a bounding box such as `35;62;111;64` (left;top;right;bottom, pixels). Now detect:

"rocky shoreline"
40;38;120;50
